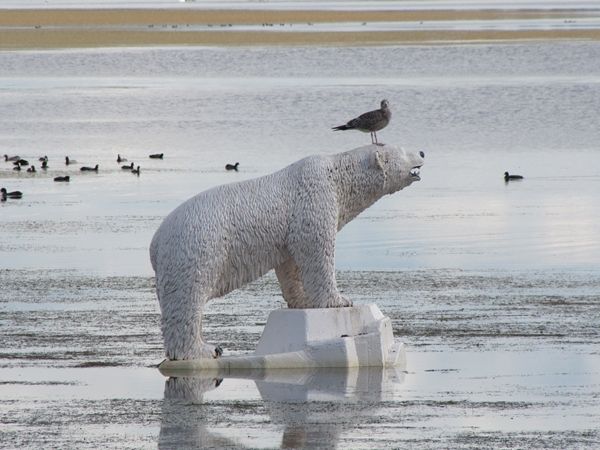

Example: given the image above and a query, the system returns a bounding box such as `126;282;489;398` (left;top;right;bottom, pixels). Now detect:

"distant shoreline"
1;8;599;49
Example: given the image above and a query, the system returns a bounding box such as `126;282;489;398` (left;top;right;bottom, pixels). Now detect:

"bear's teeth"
410;168;420;177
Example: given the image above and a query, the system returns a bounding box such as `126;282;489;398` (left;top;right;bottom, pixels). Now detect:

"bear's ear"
374;150;385;172
373;150;387;189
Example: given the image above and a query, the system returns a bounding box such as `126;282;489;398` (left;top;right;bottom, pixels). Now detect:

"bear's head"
375;145;425;195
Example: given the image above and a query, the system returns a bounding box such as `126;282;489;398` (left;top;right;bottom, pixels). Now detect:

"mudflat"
1;7;599;48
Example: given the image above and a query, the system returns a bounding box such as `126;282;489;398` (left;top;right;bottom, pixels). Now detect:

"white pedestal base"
159;304;405;372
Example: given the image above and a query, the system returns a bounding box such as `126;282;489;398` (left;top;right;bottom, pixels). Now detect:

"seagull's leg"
370;132;375;144
374;131;384;146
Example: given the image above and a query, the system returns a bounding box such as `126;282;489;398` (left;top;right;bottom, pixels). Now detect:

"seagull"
332;99;391;146
504;171;524;181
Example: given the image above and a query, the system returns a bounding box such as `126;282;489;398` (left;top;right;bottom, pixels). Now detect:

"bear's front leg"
275;257;309;309
287;201;352;309
298;259;352;309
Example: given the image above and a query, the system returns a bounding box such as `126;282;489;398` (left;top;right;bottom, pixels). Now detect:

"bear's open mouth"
410;166;421;179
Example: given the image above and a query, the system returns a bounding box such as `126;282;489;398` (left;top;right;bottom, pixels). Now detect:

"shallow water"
2;43;600;274
1;270;599;448
1;42;600;448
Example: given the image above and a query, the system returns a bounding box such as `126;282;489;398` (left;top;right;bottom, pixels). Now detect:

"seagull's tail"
332;124;352;131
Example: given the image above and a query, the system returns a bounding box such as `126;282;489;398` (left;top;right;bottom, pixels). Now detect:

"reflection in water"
158;367;404;449
159;376;235;449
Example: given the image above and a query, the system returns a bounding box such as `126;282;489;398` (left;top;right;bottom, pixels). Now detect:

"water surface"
2;43;599;274
1;42;600;448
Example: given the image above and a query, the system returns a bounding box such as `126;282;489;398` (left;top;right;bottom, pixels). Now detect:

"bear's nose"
419;151;425;158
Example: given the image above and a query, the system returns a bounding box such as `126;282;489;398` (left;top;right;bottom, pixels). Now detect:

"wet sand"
1;269;599;448
1;7;600;48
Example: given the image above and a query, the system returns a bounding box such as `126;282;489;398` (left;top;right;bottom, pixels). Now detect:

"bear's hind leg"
157;274;222;360
161;300;222;360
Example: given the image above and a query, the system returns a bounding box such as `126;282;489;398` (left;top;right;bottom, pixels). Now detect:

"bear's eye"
419;151;425;158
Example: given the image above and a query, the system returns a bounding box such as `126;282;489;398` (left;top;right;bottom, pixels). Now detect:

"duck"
65;156;77;165
225;162;240;171
149;153;164;159
26;165;36;173
13;159;29;166
80;164;99;172
4;154;20;162
117;154;127;163
121;162;134;170
38;155;48;162
504;171;524;181
13;164;21;171
41;160;48;170
54;176;70;182
131;166;141;176
0;188;23;199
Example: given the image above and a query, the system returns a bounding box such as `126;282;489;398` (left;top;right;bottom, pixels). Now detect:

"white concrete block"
255;303;386;355
158;304;405;372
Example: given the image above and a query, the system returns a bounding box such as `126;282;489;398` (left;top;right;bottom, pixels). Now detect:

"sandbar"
1;7;599;49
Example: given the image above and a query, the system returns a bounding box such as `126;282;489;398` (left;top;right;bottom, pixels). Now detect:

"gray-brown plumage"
332;99;391;145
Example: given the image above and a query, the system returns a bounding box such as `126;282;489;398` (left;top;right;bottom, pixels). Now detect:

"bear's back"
151;155;331;259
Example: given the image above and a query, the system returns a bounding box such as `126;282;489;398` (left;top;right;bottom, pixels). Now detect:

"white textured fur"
150;144;424;360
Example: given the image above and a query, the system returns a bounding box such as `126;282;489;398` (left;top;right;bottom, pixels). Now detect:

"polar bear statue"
150;144;424;360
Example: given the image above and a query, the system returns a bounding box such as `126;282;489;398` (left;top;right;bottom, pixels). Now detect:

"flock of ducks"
3;100;525;202
2;151;242;202
1;153;154;202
